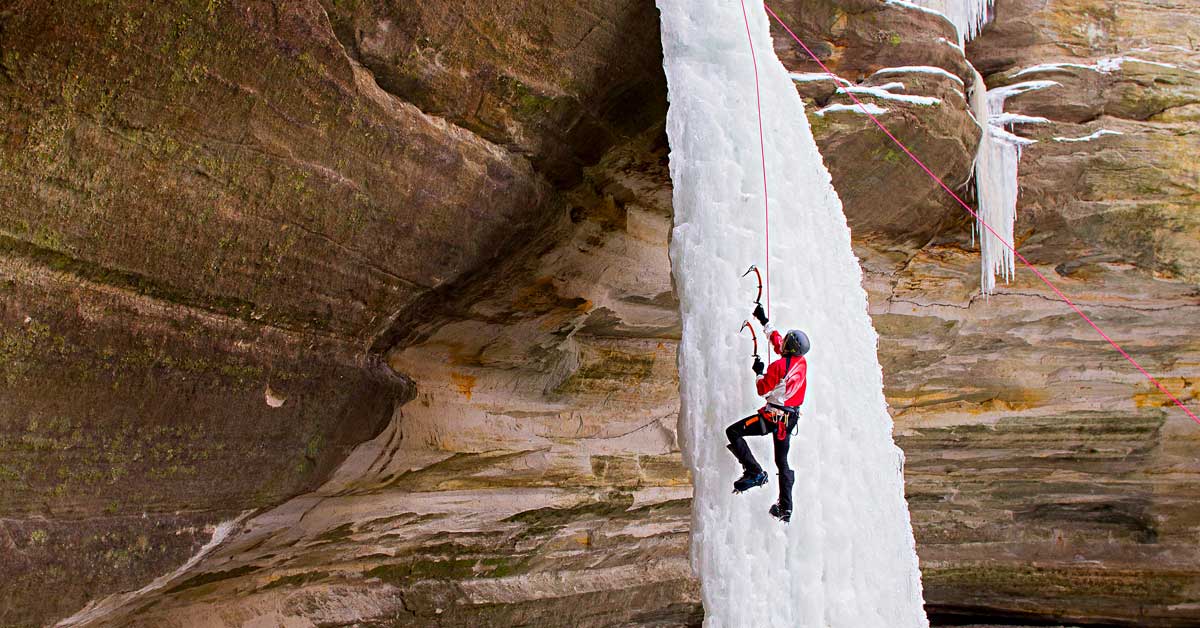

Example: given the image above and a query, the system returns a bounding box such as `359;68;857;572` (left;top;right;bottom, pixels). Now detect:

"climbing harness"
734;0;1198;425
761;405;792;441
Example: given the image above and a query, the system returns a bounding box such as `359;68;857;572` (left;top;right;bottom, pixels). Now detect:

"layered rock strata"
0;0;666;624
885;0;1200;623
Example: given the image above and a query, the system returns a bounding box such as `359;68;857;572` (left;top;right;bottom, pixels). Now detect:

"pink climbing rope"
740;0;771;318
745;2;1197;424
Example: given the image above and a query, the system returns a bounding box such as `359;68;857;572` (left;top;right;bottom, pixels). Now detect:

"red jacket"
756;326;807;408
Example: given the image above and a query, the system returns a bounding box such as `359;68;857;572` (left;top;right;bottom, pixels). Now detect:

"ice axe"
739;320;759;360
742;264;763;306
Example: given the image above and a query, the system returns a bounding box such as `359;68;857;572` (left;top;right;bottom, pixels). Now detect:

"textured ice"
656;1;928;626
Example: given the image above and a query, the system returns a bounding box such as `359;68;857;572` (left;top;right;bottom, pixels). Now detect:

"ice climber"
726;303;810;523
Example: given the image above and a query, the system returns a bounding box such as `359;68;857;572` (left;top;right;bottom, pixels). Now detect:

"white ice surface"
656;1;928;627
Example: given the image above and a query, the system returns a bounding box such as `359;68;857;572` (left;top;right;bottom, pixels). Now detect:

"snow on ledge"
988;80;1060;102
989;125;1037;146
992;112;1051;127
1013;62;1102;77
838;85;941;106
789;72;850;85
873;65;966;86
874;81;908;92
815;103;890;116
1053;129;1124;142
1014;57;1182;78
1098;57;1180;72
885;0;953;23
937;36;965;52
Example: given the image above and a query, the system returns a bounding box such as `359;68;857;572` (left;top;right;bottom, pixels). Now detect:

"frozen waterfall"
656;1;928;626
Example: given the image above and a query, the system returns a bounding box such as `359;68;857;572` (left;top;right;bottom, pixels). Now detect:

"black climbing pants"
725;408;798;511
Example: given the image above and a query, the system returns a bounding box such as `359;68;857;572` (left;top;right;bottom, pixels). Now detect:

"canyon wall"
1;0;1197;626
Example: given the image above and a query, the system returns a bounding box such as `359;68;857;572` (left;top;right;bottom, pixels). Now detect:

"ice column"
657;2;928;626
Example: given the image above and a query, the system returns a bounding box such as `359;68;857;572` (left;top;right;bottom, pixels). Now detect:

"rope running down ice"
740;1;1198;425
740;0;771;318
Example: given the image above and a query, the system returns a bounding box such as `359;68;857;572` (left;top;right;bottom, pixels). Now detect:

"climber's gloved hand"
752;303;768;327
752;357;765;376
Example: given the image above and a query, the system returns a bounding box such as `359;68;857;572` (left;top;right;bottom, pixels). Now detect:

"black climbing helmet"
782;330;810;357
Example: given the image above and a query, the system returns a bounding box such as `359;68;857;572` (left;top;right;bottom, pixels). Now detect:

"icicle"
969;71;1056;293
909;0;995;45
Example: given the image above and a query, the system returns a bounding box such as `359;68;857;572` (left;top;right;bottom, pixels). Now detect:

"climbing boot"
769;502;792;523
732;469;768;493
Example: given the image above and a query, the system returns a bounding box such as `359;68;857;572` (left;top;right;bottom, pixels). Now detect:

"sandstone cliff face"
891;0;1200;623
2;0;1198;626
1;0;688;625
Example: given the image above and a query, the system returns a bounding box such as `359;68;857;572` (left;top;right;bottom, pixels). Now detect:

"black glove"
752;357;765;376
752;303;768;326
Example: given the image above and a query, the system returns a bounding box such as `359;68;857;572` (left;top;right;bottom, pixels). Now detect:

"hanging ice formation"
911;0;1044;294
969;73;1057;292
657;1;928;626
902;0;995;45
